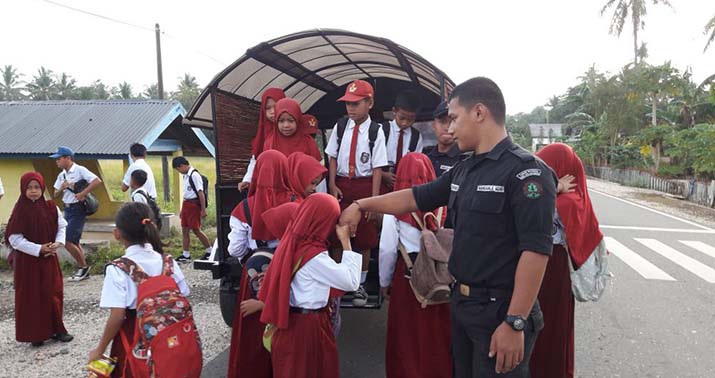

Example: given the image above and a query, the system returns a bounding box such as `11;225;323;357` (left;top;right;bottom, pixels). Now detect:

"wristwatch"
505;315;526;331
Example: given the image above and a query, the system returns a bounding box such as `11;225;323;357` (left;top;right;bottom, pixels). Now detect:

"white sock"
205;247;212;254
183;251;191;258
360;271;368;284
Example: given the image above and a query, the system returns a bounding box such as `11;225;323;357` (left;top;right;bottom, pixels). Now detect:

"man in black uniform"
340;77;556;377
423;100;470;177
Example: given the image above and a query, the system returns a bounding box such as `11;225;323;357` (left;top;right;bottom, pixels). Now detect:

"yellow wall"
0;159;123;224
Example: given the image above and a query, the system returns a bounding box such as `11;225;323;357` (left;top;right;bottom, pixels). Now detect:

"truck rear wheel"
219;276;239;327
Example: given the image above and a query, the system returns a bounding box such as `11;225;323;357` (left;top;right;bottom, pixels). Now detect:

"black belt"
289;306;326;314
456;283;512;301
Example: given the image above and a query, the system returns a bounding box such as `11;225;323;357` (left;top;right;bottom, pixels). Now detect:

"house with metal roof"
528;123;564;151
0;99;214;223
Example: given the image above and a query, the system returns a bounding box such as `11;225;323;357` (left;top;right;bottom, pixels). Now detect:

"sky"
1;0;713;114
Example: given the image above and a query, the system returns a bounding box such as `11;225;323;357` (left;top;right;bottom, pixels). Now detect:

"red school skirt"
14;251;67;343
227;268;272;378
181;200;202;230
386;260;453;378
529;244;575;378
335;176;378;251
270;310;339;378
110;312;137;378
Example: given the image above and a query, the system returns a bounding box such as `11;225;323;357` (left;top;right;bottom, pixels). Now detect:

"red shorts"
180;200;202;230
336;176;378;251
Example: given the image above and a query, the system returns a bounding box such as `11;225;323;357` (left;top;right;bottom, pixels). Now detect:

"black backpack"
135;189;163;230
188;169;209;206
335;117;419;170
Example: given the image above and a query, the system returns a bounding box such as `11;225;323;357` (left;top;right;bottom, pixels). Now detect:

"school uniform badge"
360;152;370;164
523;181;542;199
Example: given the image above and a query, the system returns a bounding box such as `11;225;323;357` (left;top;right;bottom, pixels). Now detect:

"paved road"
204;186;715;378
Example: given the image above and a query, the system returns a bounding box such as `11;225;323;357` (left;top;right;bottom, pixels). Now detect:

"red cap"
337;80;374;102
302;114;319;135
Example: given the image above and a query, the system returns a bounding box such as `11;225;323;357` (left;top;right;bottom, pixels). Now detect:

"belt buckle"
459;284;470;297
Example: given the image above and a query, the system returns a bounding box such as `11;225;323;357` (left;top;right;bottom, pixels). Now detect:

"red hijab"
394;153;446;231
264;98;321;161
287;152;328;200
259;193;340;329
302;114;319;136
536;143;603;268
231;150;297;241
4;172;58;246
261;202;300;241
252;88;286;157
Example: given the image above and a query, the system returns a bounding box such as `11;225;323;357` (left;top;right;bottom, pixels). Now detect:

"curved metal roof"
184;28;455;128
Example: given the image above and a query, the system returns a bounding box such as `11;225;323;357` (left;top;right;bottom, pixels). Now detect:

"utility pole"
156;23;171;204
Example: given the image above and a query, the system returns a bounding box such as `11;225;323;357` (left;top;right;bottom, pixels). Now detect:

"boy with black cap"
50;146;102;282
380;90;424;191
325;79;388;306
423;100;470;178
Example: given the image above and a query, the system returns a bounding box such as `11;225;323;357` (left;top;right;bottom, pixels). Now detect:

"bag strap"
335;116;349;153
410;212;426;230
188;169;200;195
368;121;382;154
242;199;252;226
408;127;420;152
397;241;413;272
381;122;391;145
422;207;444;230
110;257;150;285
161;254;175;276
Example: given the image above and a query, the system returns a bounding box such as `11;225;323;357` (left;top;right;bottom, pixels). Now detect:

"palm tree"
601;0;673;65
0;65;25;101
705;14;715;52
143;83;166;99
55;72;76;100
116;81;133;99
26;67;57;100
172;73;201;109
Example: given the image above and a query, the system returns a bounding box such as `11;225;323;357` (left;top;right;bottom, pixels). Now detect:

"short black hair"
449;77;506;125
131;169;148;186
130;143;147;157
172;156;189;168
394;90;422;113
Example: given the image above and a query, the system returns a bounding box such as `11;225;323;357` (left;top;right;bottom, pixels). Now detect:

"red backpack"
110;254;203;377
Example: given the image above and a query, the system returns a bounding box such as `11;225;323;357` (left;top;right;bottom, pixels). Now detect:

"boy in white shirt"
380;90;424;191
121;143;157;199
171;156;211;262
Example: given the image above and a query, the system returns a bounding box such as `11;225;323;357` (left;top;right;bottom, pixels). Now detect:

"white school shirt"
100;244;190;309
122;158;157;198
0;177;4;197
384;120;424;168
182;167;204;201
325;116;388;178
227;215;279;259
290;250;362;309
8;207;67;257
241;156;257;184
53;163;99;205
131;187;149;204
378;214;422;288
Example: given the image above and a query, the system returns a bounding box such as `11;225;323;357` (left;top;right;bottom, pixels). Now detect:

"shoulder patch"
523;180;543;200
516;168;541;180
508;145;535;162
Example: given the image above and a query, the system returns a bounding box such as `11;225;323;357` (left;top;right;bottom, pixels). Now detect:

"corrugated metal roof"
0;100;186;157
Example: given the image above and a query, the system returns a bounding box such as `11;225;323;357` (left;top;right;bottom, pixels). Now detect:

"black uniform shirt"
423;144;468;177
413;137;557;289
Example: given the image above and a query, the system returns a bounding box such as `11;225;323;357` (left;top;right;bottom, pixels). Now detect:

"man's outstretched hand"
339;202;362;236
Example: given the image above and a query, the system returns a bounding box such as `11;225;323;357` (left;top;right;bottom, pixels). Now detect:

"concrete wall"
0;158;123;224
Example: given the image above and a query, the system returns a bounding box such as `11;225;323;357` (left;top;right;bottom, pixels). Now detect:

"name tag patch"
451;184;460;192
440;164;454;172
516;168;541;180
477;185;504;193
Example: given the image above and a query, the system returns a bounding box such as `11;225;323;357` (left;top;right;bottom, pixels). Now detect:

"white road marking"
604;237;675;281
679;241;715;259
635;238;715;283
600;225;715;234
590;189;714;231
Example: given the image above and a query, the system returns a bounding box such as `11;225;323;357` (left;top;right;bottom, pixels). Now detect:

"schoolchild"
6;172;73;347
423;101;470;178
380;90;424;191
287;152;328;199
226;151;298;378
259;193;361;378
325;79;388;306
51;146;102;281
530;143;604;378
121;143;157;199
172;156;212;263
378;153;452;378
90;202;190;377
239;88;286;191
264;98;322;161
129;170;149;205
302;114;319;137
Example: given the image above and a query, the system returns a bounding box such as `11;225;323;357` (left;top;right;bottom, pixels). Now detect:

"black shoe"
176;255;192;263
69;266;90;282
31;341;44;347
201;252;211;260
52;333;74;342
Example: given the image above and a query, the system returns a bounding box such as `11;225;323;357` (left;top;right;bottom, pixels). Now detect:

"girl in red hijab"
227;150;299;378
264;98;321;161
259;193;361;378
5;172;73;346
287;152;328;199
531;143;604;378
377;153;452;378
240;88;286;191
